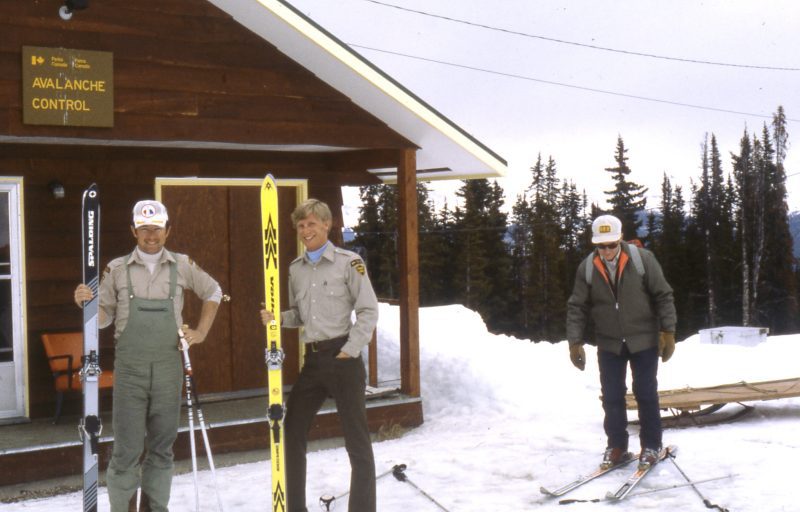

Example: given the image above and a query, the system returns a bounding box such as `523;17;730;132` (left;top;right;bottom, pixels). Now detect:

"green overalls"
106;257;183;512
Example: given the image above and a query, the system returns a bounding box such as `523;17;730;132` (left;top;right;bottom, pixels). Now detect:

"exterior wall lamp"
59;0;89;21
48;180;66;199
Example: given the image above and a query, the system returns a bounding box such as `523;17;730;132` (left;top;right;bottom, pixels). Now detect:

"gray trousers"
285;349;375;512
107;357;183;512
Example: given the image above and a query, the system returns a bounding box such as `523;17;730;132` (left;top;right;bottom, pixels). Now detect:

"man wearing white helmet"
74;200;222;512
566;214;676;470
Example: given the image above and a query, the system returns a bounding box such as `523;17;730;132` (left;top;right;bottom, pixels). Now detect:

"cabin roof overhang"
208;0;507;183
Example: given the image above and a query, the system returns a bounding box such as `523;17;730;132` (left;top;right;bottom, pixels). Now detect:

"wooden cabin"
0;0;506;485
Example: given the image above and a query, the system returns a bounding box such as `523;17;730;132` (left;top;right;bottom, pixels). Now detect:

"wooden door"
159;180;301;396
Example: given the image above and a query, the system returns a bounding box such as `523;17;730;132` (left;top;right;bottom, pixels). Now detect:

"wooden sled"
625;377;800;428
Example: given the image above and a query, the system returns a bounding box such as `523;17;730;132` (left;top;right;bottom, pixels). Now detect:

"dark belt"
306;336;348;353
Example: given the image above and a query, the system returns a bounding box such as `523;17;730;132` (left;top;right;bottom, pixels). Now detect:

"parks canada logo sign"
22;46;113;127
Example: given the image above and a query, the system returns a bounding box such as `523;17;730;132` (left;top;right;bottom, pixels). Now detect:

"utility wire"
360;0;800;71
350;43;799;123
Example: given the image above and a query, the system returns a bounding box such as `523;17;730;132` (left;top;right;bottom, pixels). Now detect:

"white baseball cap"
132;200;169;228
591;215;622;244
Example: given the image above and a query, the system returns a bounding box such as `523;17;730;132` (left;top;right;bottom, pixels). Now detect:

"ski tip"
261;174;278;192
539;487;553;496
83;183;98;198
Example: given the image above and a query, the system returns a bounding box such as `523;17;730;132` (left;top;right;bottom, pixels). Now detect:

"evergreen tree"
509;194;533;334
604;136;648;237
558;181;589;292
452;179;511;332
526;157;567;341
731;116;797;331
416;182;444;306
720;174;742;323
688;134;737;328
422;199;459;306
373;184;399;298
353;184;384;290
353;182;440;303
652;175;692;338
757;118;798;332
732;130;755;325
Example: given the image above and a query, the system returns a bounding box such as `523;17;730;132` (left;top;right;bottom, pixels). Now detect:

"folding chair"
41;332;114;423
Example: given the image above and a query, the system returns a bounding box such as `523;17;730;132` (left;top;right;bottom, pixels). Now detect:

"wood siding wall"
1;145;390;418
0;0;419;419
0;0;413;149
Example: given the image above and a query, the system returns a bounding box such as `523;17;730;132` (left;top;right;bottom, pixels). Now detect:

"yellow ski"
261;174;286;511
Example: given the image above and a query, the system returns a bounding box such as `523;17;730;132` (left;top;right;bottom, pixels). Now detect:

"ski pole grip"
179;324;190;351
392;464;408;481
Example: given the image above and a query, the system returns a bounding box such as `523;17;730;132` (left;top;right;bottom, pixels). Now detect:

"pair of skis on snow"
542;445;730;511
540;445;676;503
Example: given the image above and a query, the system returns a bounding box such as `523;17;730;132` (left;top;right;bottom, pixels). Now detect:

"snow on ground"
5;304;799;511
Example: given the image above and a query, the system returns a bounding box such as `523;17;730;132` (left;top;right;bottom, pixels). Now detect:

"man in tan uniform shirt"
261;198;378;512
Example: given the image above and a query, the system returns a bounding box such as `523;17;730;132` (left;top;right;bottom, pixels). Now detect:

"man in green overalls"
75;200;222;512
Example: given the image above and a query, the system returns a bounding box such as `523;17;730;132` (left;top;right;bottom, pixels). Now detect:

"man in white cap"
566;214;676;470
74;199;222;512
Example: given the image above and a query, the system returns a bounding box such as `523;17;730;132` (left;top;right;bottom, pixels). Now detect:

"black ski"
540;452;636;497
605;445;677;501
80;184;101;512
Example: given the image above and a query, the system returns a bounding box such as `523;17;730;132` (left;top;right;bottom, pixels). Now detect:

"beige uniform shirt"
98;249;222;338
283;243;378;358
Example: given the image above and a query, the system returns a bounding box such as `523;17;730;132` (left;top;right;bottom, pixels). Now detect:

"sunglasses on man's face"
595;242;619;250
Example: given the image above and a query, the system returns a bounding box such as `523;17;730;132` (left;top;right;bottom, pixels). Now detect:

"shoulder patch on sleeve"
350;258;366;275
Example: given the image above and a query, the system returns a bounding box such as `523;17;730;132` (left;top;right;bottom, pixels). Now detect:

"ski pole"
391;464;450;512
180;328;226;512
557;473;736;505
318;466;397;511
180;333;200;512
667;452;730;512
630;473;736;498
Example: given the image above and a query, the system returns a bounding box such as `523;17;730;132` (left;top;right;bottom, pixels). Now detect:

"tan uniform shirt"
98;249;222;338
283;243;378;358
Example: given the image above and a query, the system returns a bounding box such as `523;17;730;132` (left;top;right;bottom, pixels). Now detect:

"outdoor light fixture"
59;0;89;21
48;181;65;199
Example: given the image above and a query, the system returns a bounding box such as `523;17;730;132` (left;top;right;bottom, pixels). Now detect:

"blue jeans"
598;344;662;451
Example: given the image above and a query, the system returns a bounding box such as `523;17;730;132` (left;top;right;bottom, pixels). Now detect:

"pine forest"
349;106;799;341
